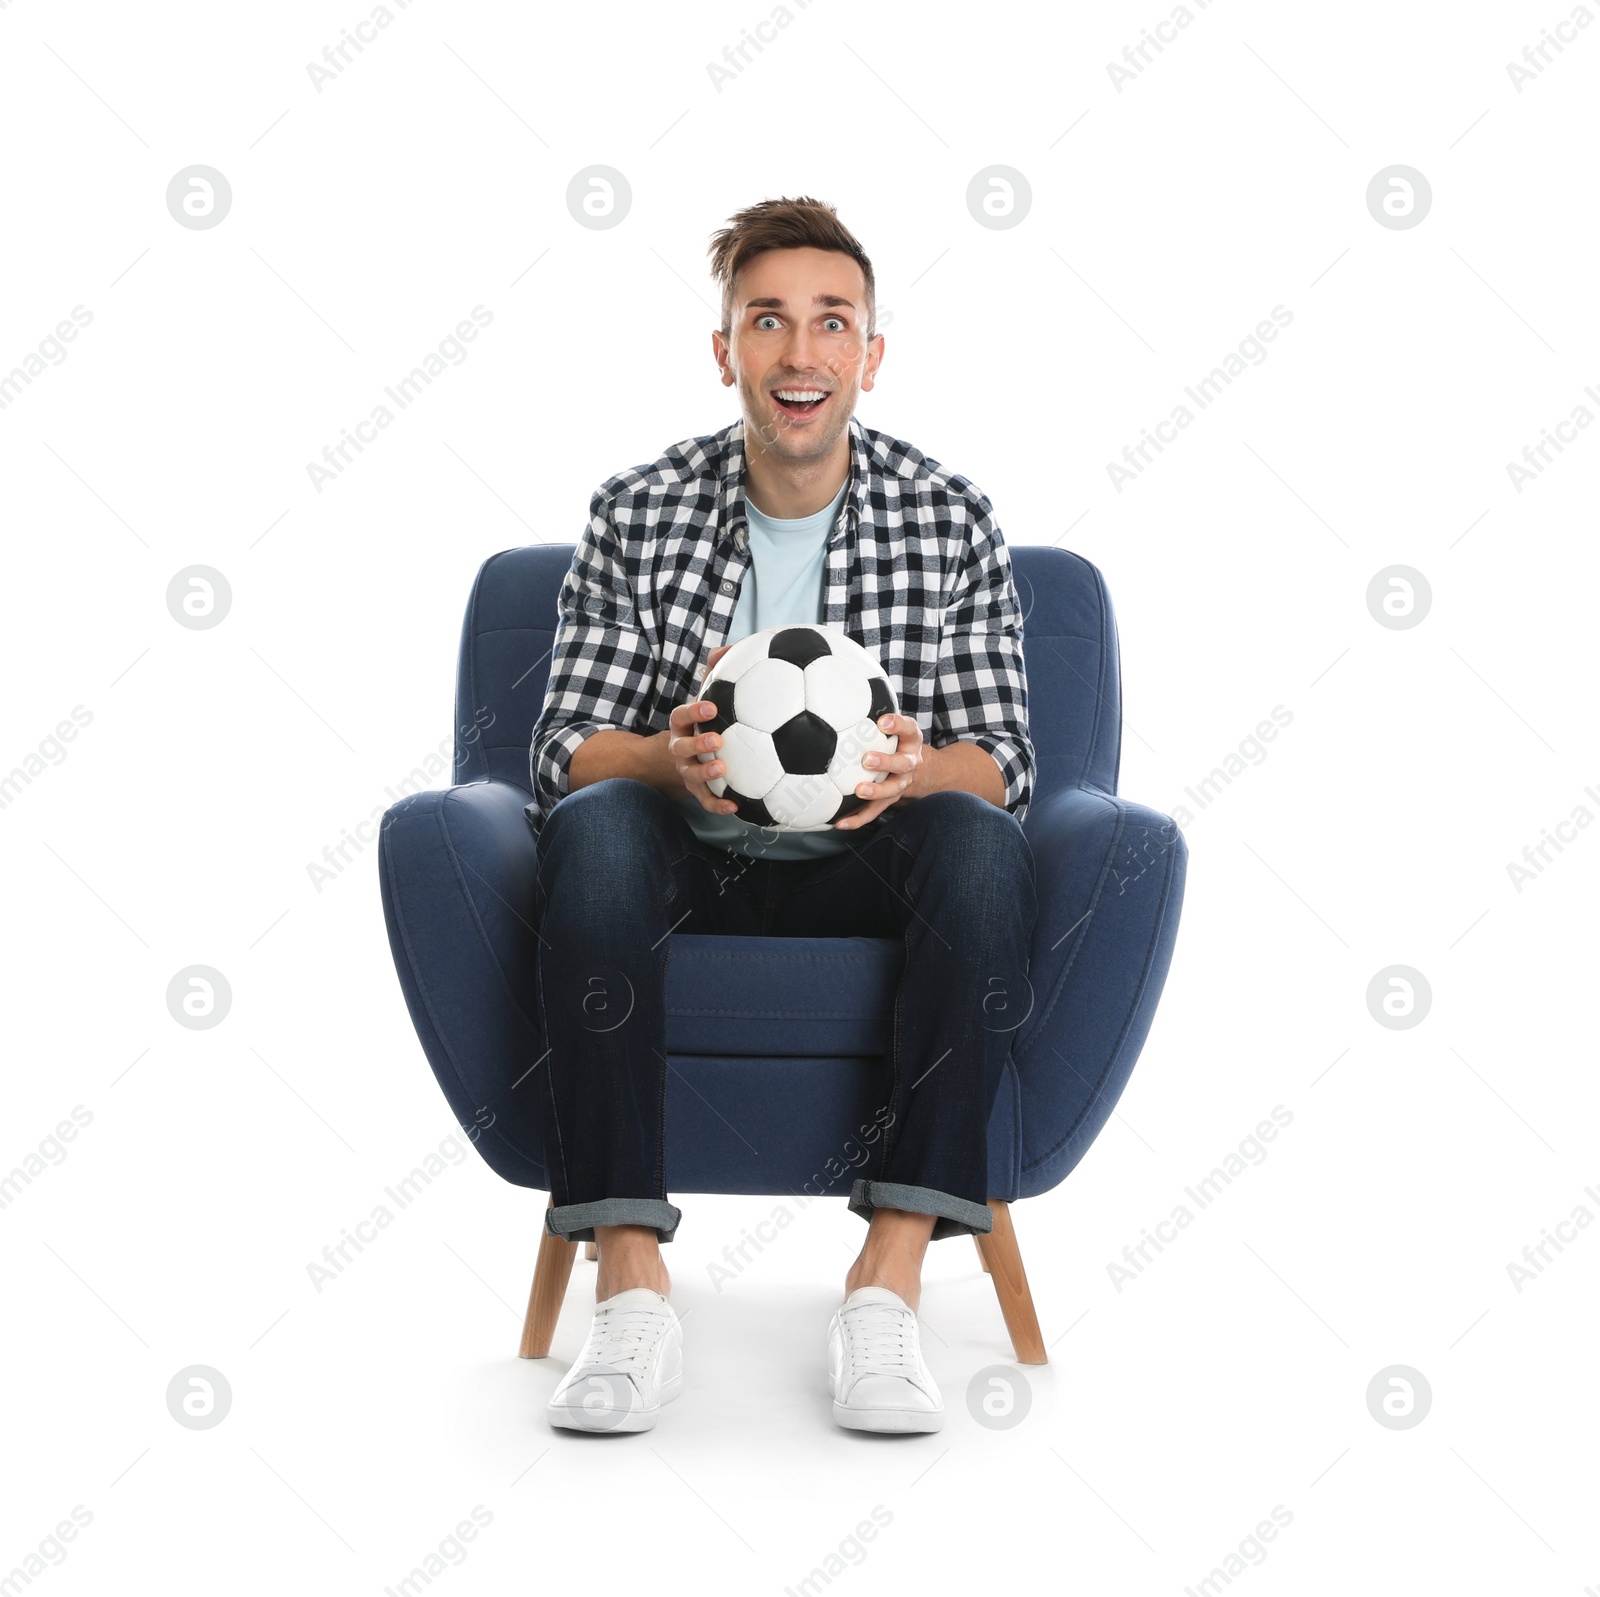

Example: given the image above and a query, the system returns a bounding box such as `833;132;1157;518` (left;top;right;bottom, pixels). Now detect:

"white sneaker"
547;1287;683;1434
827;1286;944;1433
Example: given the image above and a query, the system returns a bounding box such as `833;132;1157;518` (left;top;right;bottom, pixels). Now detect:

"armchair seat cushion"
665;934;903;1058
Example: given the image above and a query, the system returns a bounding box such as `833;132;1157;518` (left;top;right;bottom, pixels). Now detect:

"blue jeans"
533;778;1037;1244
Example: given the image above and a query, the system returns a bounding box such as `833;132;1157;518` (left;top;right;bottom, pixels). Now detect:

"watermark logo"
1365;1365;1431;1429
579;968;636;1033
705;0;816;93
1108;1105;1294;1292
550;1367;635;1431
980;972;1033;1032
1366;165;1431;230
382;1505;494;1594
1107;0;1219;92
1504;385;1599;493
167;966;232;1030
1505;1185;1600;1291
166;1365;232;1430
0;705;94;813
782;1506;892;1596
0;305;94;413
566;167;631;230
166;565;232;630
1107;307;1294;492
166;166;232;230
1168;705;1293;832
1182;1506;1293;1594
1365;566;1431;630
965;167;1032;230
1506;7;1593;93
1505;784;1600;892
0;1106;94;1212
966;1365;1032;1430
306;307;495;493
1365;966;1430;1030
306;0;420;93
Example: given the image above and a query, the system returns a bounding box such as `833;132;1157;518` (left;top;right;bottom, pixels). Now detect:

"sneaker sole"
832;1400;944;1434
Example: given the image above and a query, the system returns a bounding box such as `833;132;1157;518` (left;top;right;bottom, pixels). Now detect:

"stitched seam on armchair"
1099;562;1124;793
1082;557;1111;791
668;950;895;962
459;553;491;785
670;1007;887;1019
1019;825;1179;1175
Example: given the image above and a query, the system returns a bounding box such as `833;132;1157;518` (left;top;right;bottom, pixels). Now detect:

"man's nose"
779;321;822;375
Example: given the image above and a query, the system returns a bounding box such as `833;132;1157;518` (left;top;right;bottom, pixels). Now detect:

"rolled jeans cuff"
546;1197;682;1245
848;1179;993;1241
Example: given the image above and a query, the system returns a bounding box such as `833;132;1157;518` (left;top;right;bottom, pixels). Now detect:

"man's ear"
711;329;734;386
859;332;885;393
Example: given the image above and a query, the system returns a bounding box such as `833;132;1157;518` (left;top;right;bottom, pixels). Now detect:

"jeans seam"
533;857;571;1206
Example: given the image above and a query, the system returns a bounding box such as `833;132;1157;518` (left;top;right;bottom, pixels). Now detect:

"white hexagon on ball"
765;771;848;829
702;721;784;799
827;718;897;797
733;657;806;733
803;654;872;728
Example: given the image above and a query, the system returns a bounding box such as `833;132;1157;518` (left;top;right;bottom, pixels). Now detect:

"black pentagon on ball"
768;626;833;669
702;678;738;736
833;790;870;820
770;710;836;774
723;785;774;826
867;675;896;724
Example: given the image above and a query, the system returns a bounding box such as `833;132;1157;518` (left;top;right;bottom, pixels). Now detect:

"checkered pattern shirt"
526;413;1035;834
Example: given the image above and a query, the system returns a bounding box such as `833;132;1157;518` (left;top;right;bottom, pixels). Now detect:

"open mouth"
771;388;830;418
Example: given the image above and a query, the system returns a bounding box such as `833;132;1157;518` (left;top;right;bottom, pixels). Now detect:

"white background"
2;0;1596;1591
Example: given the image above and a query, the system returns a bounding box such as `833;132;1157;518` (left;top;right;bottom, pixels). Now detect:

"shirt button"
721;579;735;593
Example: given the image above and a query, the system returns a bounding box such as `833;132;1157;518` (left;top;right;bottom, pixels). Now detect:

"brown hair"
707;196;877;342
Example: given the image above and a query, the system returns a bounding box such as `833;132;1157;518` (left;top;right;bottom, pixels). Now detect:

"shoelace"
579;1305;671;1376
843;1305;919;1377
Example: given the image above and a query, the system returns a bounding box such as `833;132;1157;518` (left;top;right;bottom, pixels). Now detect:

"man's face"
712;246;883;464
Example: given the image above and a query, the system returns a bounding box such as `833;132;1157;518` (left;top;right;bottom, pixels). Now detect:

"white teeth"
776;389;826;402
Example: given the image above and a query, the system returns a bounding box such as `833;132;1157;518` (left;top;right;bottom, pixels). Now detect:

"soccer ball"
696;624;900;829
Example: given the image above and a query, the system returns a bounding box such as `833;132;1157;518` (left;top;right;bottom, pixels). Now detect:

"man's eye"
756;314;780;330
824;317;845;332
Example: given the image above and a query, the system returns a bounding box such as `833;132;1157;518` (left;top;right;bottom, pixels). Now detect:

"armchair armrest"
378;778;550;1188
1012;785;1187;1195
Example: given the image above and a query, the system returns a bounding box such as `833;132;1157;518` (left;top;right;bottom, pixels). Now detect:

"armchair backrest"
452;544;1122;809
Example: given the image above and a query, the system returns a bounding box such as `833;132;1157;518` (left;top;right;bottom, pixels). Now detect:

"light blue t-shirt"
680;477;855;860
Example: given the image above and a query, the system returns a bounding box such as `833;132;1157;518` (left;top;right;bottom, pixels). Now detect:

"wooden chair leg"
584;1242;598;1261
974;1200;1047;1365
519;1197;578;1359
974;1234;991;1273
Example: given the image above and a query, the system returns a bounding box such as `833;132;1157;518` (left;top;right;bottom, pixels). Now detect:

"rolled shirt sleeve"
527;494;658;831
931;498;1036;823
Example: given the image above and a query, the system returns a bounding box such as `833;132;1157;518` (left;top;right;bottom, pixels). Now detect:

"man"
526;195;1038;1434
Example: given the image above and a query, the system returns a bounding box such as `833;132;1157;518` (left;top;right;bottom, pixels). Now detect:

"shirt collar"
720;413;871;547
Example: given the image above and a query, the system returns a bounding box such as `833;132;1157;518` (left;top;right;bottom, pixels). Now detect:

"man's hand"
832;712;925;830
667;644;738;816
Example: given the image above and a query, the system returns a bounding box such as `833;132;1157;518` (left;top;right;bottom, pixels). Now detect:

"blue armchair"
378;544;1186;1363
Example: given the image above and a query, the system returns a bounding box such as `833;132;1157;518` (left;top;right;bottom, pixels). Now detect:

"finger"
672;699;718;731
833;777;907;829
835;795;894;829
861;750;916;776
670;727;722;760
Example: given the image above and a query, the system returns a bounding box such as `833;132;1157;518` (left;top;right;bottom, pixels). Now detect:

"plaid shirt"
526;413;1035;834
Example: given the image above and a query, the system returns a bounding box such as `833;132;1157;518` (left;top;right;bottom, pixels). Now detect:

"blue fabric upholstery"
379;545;1186;1205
